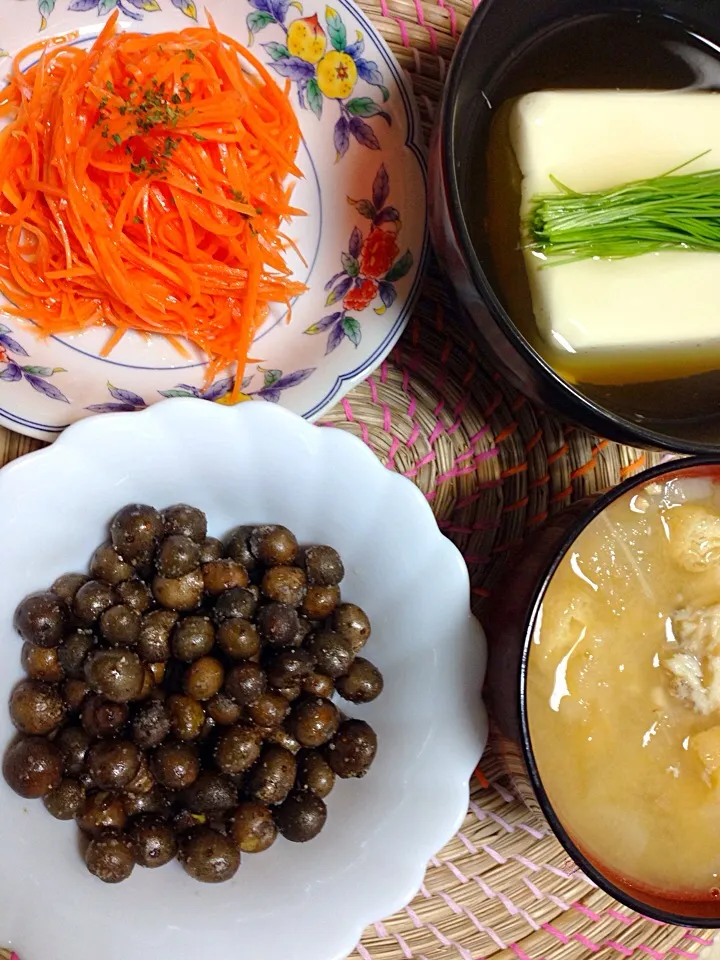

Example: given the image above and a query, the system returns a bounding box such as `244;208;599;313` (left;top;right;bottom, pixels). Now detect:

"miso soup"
528;471;720;896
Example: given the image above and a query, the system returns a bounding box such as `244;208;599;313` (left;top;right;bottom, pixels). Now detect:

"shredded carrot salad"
0;12;305;396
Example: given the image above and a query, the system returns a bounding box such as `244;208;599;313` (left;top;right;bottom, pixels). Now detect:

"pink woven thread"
509;945;540;960
517;823;547;840
370;862;713;960
573;933;601;953
382;403;393;432
555;905;714;954
403;450;436;478
386;435;401;470
471;876;541;930
522;875;570;912
573;903;602;922
684;934;713;946
428;421;444;446
425;921;469;958
491;780;518;803
480;842;507;864
456;830;479;854
450;393;470;424
435;453;498;485
434;0;458;37
408;0;439;51
460;908;508;950
392;931;415;959
636;946;666;960
366;376;379;404
372;361;466;482
436;446;500;484
516;854;597;891
606;910;635;925
453;488;501;510
365;377;393;434
371;899;710;960
468;425;493;446
469;800;546;840
538;920;713;960
424;865;712;960
437;890;464;915
398;336;423;375
419;866;539;942
404;904;424;928
372;921;439;960
541;924;570;945
438;858;471;885
603;942;634;957
376;0;412;45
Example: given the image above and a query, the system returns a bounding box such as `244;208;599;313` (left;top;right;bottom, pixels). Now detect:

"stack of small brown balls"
3;503;382;883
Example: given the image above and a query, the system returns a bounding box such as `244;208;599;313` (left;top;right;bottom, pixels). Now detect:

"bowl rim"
438;0;720;455
518;453;720;926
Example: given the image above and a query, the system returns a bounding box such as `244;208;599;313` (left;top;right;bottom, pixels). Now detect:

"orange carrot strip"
0;13;305;386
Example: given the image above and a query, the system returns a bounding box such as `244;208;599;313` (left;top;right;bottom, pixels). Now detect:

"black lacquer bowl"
430;0;720;453
486;456;720;925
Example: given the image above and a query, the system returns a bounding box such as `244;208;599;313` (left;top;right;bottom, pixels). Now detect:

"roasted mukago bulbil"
4;505;382;884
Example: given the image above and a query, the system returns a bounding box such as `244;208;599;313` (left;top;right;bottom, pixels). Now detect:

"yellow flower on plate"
316;50;357;99
215;392;252;406
287;14;327;64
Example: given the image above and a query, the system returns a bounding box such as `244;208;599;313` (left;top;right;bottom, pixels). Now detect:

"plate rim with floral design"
0;0;428;441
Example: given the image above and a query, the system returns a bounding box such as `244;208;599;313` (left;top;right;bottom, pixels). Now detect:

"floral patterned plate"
0;0;427;440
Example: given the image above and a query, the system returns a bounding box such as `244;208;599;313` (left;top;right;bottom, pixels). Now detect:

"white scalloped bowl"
0;398;487;960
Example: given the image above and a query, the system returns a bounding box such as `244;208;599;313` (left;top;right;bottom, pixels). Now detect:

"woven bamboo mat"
1;1;718;959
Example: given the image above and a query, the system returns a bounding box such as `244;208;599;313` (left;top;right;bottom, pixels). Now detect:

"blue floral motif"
39;0;196;30
83;365;316;413
249;4;391;159
158;376;250;403
85;382;147;413
246;366;316;404
0;324;70;403
159;366;316;403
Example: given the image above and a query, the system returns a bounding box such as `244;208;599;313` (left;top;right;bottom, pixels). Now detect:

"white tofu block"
509;91;720;353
